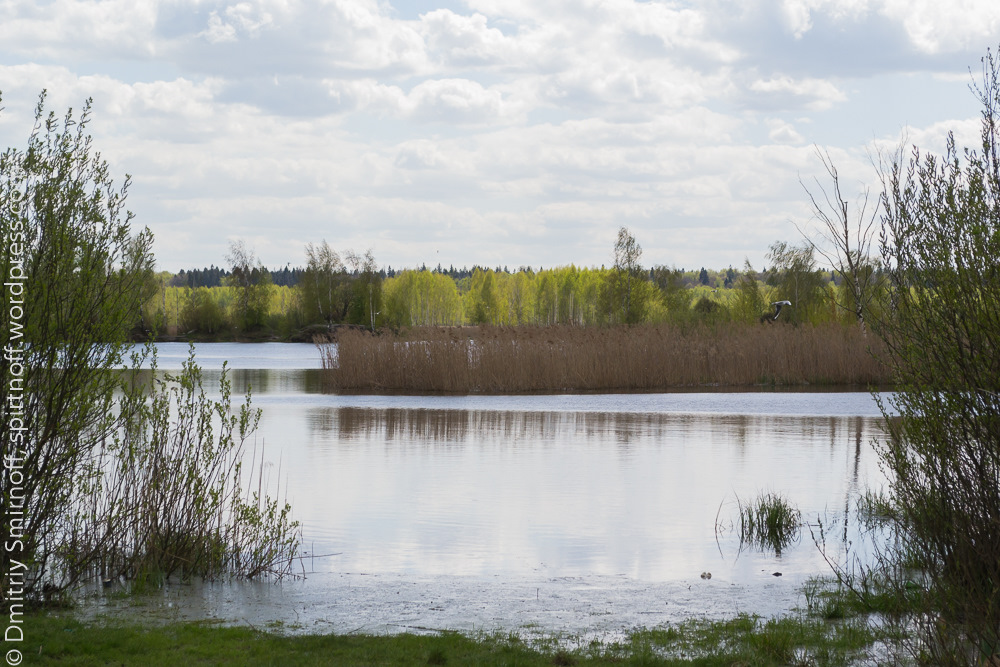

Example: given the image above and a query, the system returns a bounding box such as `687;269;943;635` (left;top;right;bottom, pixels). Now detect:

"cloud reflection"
290;405;885;582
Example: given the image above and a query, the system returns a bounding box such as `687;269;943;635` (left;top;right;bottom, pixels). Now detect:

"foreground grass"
24;600;900;666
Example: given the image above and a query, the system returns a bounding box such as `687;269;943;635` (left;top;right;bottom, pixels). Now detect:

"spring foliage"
0;92;298;600
71;348;300;584
871;49;1000;663
1;92;156;597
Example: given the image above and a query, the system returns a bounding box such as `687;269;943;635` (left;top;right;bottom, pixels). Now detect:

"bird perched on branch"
761;300;792;323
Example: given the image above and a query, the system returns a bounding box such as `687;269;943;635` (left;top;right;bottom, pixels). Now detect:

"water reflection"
273;405;886;583
122;367;327;397
133;342;324;370
224;368;326;396
308;405;877;467
90;344;895;634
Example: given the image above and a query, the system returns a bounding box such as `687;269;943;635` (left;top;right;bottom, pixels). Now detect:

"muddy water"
95;342;891;637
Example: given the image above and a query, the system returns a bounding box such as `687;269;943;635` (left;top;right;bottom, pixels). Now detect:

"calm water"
97;342;892;637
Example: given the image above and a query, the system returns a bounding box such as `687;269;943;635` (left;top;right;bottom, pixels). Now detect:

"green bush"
873;47;1000;664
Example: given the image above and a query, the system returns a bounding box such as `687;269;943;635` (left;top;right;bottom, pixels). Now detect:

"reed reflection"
225;368;326;395
308;406;879;456
118;367;327;397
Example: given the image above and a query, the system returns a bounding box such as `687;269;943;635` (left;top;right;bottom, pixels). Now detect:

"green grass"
733;491;802;556
22;597;902;666
611;613;884;665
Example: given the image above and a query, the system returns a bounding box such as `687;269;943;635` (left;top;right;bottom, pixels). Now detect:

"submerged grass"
735;491;802;556
715;491;802;557
319;323;888;393
603;613;885;665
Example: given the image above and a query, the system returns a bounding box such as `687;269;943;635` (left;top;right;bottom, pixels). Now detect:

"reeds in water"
319;323;888;393
734;491;802;556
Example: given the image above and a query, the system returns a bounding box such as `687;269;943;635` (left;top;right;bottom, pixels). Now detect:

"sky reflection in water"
278;403;884;584
101;342;891;634
143;343;889;585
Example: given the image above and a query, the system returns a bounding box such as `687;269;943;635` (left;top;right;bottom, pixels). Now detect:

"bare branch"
795;146;883;330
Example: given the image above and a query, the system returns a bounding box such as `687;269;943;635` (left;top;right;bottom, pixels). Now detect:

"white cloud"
777;0;874;38
767;119;806;144
723;0;1000;57
747;75;847;111
613;0;740;62
408;78;511;124
880;0;1000;54
325;77;518;124
419;9;511;66
325;78;409;115
223;1;275;36
200;12;239;44
870;116;984;163
781;0;815;38
0;0;158;59
394;140;446;170
0;0;994;271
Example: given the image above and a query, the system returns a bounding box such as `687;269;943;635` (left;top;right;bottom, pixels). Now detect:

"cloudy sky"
0;0;996;273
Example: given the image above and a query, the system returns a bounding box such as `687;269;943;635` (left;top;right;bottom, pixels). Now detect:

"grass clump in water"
726;491;801;555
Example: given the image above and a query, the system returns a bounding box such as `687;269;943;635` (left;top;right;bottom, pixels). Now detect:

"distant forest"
139;231;858;340
170;264;522;288
170;263;839;290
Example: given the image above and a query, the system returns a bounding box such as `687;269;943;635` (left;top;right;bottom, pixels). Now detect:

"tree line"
140;235;874;339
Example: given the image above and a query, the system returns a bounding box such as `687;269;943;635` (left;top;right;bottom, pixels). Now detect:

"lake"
94;342;892;640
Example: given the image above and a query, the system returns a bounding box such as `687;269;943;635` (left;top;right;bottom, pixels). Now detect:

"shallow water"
93;342;892;637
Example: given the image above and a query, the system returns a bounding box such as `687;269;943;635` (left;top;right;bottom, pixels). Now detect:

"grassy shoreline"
24;589;901;666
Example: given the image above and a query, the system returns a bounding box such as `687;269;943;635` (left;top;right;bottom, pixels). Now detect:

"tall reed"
318;323;887;393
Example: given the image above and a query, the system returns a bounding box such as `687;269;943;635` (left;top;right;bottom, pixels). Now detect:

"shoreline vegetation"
27;575;901;666
318;323;888;393
0;94;301;622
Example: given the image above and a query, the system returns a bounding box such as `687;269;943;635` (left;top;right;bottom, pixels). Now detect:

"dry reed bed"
319;324;888;393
